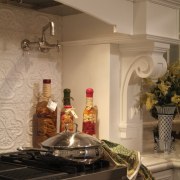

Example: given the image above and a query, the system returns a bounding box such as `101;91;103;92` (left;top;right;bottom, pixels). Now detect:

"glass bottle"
60;88;74;132
82;88;97;136
33;79;57;148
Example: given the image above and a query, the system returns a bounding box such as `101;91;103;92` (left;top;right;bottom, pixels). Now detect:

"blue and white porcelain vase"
156;106;176;152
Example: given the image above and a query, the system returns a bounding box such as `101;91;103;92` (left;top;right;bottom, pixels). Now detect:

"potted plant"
140;62;180;118
140;61;180;152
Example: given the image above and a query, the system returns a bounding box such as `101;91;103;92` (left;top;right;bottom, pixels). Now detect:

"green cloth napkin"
101;140;155;180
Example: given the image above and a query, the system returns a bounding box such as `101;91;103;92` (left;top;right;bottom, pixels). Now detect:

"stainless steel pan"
18;124;103;164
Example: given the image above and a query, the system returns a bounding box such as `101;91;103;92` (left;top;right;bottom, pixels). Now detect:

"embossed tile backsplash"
0;4;62;153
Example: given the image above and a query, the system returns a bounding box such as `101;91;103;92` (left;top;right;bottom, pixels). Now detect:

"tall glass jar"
33;79;57;148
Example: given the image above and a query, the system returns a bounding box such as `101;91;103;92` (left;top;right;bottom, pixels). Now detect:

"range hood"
0;0;82;16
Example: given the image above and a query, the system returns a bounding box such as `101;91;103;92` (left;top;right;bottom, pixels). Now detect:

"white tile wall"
0;4;62;153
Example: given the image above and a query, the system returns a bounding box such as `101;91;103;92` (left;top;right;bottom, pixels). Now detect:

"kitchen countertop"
141;152;180;173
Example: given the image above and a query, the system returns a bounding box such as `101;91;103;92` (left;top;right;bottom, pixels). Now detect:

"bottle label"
47;99;57;111
65;107;78;119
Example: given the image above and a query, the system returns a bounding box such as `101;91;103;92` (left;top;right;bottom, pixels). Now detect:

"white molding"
61;34;132;46
148;0;180;9
61;34;180;47
135;0;180;8
133;34;180;45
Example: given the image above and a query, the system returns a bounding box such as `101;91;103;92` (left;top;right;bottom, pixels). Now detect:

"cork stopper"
43;79;51;84
42;79;51;99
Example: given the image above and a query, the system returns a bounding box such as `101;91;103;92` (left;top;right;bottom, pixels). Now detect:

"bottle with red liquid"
60;88;74;132
82;88;97;136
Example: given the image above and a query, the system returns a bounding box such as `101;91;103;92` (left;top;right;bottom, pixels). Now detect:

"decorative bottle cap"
43;79;51;84
86;88;94;97
64;88;71;95
63;88;71;105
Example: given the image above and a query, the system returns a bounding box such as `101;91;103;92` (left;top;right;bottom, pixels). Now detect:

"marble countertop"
141;152;180;173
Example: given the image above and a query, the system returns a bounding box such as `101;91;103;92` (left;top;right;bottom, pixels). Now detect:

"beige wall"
0;4;62;153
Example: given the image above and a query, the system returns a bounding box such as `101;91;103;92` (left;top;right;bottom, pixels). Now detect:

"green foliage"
140;62;180;119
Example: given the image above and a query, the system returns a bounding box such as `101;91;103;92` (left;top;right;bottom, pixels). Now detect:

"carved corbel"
119;42;170;138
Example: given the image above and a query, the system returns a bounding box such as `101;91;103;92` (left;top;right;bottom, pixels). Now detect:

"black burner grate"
0;168;69;180
0;151;127;180
0;162;25;172
0;152;110;174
